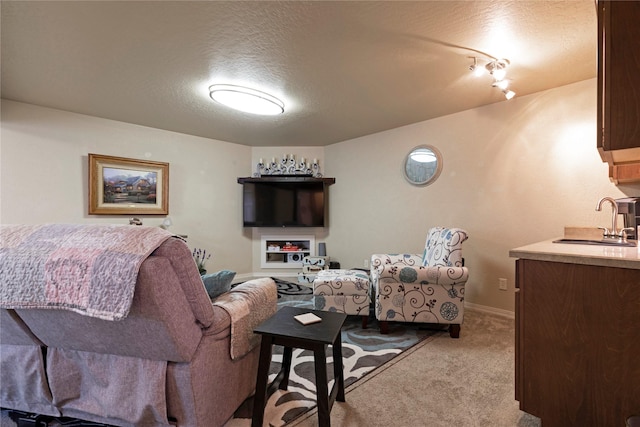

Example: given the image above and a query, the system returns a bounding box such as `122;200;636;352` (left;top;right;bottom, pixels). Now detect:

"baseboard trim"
466;302;515;319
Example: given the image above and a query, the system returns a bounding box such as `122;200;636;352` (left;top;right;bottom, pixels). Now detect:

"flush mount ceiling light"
208;84;284;115
469;56;517;100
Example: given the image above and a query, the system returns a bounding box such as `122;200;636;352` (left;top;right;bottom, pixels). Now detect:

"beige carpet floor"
288;308;542;427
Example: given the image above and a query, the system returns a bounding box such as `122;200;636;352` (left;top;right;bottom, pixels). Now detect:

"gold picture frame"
89;153;169;215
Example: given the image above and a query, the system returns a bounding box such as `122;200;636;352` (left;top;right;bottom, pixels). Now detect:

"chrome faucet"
596;197;618;237
595;196;633;240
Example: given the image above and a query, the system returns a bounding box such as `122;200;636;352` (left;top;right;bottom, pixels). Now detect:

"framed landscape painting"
89;153;169;215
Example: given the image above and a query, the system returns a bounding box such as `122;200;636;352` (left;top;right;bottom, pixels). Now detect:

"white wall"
324;78;640;312
0;100;254;275
3;79;638;312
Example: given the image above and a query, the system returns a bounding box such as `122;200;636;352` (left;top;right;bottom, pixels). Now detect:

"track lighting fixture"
469;56;517;100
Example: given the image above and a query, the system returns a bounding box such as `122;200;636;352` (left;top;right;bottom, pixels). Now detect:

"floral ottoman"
313;269;370;328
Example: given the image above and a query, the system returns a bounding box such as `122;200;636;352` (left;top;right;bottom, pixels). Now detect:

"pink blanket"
0;224;173;321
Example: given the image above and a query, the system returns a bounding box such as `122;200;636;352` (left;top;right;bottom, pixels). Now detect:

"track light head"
468;57;485;76
492;80;510;90
486;59;510;81
469;56;516;100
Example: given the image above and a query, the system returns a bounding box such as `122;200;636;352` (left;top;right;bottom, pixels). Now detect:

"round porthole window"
403;145;442;186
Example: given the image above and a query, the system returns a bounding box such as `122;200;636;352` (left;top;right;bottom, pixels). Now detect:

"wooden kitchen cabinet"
515;259;640;427
598;0;640;183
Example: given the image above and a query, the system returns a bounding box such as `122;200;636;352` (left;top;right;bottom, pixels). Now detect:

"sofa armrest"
206;278;277;336
378;264;468;286
211;278;277;359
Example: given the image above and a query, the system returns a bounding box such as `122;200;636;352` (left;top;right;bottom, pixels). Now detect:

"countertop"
509;239;640;270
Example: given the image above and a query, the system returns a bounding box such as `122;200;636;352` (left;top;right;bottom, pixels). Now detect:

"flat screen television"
242;181;326;227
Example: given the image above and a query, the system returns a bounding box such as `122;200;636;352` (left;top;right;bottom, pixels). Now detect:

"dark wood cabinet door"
599;0;640;152
516;259;640;427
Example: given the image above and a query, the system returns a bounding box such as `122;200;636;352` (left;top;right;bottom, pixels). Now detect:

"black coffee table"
251;305;348;427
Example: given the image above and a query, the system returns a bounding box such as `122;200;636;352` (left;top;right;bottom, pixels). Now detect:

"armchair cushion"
422;227;468;267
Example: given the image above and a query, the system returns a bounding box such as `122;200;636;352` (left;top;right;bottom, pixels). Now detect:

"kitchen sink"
553;238;637;248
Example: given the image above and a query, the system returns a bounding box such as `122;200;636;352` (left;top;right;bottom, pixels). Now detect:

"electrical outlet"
364;259;369;268
498;278;508;291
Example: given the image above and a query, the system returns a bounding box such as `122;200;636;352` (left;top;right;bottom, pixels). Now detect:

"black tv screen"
242;181;326;227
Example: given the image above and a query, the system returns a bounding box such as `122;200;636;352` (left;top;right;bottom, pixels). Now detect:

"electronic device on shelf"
287;253;304;262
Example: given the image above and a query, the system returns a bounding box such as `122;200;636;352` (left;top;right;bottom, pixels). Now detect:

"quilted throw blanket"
213;278;277;360
0;224;173;321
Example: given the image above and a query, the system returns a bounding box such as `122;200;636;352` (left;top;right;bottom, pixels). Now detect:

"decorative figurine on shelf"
253;155;322;178
192;248;211;275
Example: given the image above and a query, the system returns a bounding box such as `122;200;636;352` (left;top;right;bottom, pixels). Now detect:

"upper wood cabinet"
598;0;640;184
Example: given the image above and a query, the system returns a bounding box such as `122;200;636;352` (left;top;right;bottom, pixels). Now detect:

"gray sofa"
0;235;277;427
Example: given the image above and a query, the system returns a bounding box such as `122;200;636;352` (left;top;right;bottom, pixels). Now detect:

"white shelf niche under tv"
261;235;315;269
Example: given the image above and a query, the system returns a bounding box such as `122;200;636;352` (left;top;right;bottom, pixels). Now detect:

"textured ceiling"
1;1;597;147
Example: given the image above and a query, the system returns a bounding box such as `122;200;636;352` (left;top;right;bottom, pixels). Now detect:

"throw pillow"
201;270;236;300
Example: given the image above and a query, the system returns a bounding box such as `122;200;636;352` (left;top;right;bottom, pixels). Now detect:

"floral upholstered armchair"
370;227;469;338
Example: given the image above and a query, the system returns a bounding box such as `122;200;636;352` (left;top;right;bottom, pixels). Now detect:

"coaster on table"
294;312;322;325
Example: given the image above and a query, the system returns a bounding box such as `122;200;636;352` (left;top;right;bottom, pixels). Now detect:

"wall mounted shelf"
261;235;315;269
237;176;335;185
